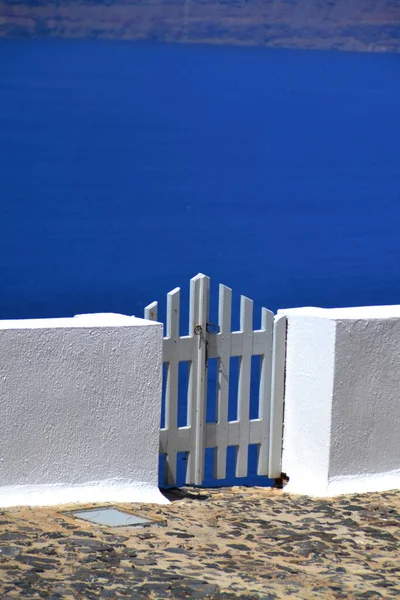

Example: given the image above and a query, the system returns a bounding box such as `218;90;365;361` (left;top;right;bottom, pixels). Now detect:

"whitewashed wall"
0;313;167;507
280;306;400;496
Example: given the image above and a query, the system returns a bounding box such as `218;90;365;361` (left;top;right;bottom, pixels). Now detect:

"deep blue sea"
1;39;399;486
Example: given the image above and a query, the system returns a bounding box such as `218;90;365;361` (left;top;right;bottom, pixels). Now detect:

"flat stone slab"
0;487;399;598
68;507;155;528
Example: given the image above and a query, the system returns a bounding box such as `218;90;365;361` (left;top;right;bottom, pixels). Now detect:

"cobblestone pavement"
0;486;399;599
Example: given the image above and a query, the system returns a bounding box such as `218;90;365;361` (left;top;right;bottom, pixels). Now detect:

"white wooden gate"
145;273;286;487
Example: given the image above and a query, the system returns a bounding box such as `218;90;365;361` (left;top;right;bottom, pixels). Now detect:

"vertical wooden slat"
214;284;232;479
164;288;180;485
186;275;199;484
194;274;209;485
144;301;158;322
257;307;274;475
236;295;253;478
268;315;287;479
186;273;209;485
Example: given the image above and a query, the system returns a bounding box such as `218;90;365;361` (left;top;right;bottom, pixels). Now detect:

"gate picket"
257;307;274;475
164;287;180;484
268;314;287;479
187;274;209;485
236;296;253;478
214;284;232;479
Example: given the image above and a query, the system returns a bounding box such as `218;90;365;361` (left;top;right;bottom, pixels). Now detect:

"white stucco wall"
0;313;167;507
280;305;400;496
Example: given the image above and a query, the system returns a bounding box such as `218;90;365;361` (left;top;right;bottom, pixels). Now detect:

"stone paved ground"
0;487;399;599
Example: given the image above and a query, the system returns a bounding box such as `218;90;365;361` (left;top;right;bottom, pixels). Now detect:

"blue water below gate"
1;39;400;487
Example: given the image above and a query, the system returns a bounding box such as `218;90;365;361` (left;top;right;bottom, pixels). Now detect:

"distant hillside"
0;0;399;52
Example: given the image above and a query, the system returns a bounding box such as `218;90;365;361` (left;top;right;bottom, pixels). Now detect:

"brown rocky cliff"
0;0;399;52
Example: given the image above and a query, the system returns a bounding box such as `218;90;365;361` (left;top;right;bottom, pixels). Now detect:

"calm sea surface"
1;39;399;485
